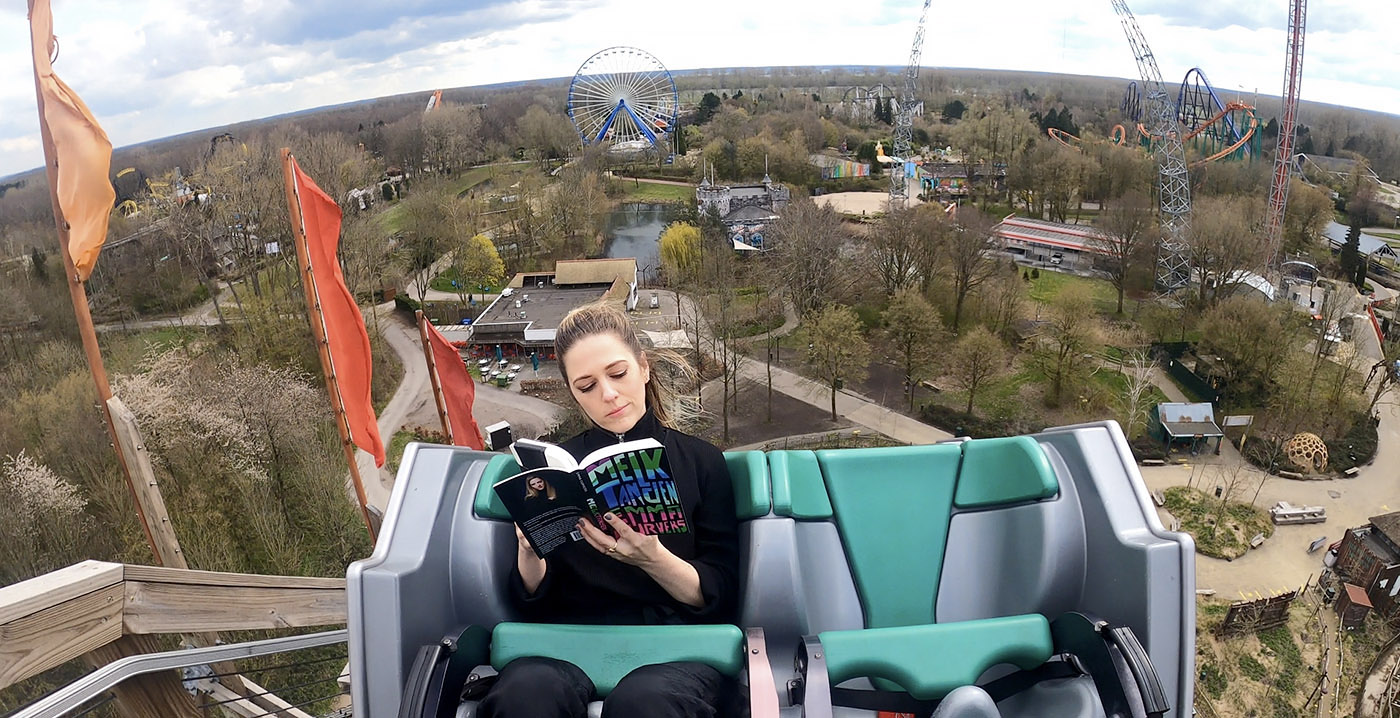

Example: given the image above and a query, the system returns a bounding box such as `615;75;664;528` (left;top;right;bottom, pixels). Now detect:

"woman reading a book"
478;303;742;718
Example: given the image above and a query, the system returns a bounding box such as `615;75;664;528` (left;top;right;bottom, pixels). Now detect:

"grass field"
1024;269;1121;315
614;179;694;204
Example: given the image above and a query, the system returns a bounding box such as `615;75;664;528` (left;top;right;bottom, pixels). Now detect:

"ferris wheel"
567;46;678;151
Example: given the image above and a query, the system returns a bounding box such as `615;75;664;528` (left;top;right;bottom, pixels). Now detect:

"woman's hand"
515;524;547;595
576;513;662;567
577;513;704;608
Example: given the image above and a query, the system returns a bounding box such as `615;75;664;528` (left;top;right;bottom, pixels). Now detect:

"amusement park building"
696;175;790;251
992;216;1112;271
919;162;1006;197
464;258;637;358
1333;511;1400;618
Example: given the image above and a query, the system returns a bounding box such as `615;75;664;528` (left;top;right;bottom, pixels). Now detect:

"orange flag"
29;0;115;281
423;320;486;450
289;156;386;467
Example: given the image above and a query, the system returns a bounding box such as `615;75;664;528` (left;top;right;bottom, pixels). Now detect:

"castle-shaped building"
695;167;790;251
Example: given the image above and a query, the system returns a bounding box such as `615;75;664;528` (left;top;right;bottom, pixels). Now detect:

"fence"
1165;358;1222;404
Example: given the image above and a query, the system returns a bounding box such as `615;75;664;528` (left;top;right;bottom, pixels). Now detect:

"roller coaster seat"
347;421;1194;718
764;431;1189;716
347;447;777;718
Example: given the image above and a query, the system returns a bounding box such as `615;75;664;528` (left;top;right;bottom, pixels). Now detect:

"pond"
601;203;680;282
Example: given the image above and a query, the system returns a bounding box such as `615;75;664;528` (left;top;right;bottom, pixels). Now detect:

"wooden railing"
0;560;347;695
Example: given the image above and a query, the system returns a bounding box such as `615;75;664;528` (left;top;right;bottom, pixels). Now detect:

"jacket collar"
589;407;663;443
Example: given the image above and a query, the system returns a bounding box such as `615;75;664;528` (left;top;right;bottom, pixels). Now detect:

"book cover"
495;437;689;558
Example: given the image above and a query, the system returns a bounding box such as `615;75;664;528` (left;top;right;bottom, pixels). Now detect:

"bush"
1238;654;1267;681
918;403;1044;439
394;294;422;314
1129;435;1166;462
1031;268;1040;279
1327;411;1379;473
1199;662;1226;699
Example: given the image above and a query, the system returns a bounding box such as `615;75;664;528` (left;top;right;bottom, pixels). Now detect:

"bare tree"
1098;191;1158;315
944;209;999;333
773;197;853;319
1186;196;1270;306
870;205;936;296
1117;350;1157;439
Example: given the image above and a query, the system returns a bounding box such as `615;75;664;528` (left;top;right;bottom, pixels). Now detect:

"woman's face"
527;476;545;492
562;333;650;435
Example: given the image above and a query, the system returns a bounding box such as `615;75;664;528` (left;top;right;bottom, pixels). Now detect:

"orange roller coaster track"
1050;103;1257;168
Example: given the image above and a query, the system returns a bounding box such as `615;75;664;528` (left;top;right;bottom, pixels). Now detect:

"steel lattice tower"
1111;1;1193;292
1265;0;1308;270
890;0;933;208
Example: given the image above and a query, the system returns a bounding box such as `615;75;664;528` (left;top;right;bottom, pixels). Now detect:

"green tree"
1034;284;1100;406
28;247;47;283
697;92;722;123
659;222;702;285
803;304;870;421
1198;295;1297;401
882;289;945;411
1340;221;1362;283
451;234;506;306
947;326;1005;414
1281;179;1333;255
942;100;967;121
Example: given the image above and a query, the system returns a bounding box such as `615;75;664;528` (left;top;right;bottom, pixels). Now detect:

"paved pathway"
676;293;951;446
1137;391;1400;601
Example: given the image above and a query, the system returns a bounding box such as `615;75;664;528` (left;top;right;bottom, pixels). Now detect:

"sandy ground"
1137;393;1400;601
815;191;923;216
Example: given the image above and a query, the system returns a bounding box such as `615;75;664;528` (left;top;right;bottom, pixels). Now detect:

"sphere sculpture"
1283;432;1328;473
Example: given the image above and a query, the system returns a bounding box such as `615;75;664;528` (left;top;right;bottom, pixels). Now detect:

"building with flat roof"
994;216;1114;272
1149;402;1224;455
466;258;637;359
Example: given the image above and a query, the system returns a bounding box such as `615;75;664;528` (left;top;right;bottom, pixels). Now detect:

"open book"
495;437;689;558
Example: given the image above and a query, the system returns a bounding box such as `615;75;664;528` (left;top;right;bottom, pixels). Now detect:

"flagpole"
26;0;162;562
415;310;455;442
280;148;377;541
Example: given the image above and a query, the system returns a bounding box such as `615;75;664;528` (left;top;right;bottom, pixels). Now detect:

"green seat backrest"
472;450;770;520
954;436;1058;509
813;444;963;628
818;614;1053;700
491;623;744;695
768;450;833;519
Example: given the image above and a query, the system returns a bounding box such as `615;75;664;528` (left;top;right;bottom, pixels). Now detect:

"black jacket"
509;410;739;624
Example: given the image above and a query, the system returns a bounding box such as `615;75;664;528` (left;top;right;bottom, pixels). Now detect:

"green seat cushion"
724;451;772;519
474;454;521;520
814;444;962;627
768;451;833;519
490;623;744;695
954;436;1058;509
819;614;1054;700
474;452;768;521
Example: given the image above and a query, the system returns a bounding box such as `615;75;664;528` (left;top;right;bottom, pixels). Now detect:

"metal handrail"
11;630;348;718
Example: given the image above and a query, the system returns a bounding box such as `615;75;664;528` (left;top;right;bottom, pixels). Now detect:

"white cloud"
2;0;1398;178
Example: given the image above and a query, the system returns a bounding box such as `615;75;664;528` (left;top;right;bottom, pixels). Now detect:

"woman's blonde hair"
554;301;698;429
525;479;557;500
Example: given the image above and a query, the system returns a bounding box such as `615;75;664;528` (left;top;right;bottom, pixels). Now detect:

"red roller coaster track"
1266;0;1308;266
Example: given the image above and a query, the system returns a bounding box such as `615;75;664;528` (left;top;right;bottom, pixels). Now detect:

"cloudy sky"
2;0;1397;178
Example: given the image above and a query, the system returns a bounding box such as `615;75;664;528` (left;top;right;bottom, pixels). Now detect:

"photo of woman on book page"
480;302;744;718
524;475;557;501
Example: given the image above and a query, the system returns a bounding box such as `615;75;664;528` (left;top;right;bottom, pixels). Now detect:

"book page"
492;469;588;557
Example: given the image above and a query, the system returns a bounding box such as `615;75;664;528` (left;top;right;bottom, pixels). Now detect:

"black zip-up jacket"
508;410;739;625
